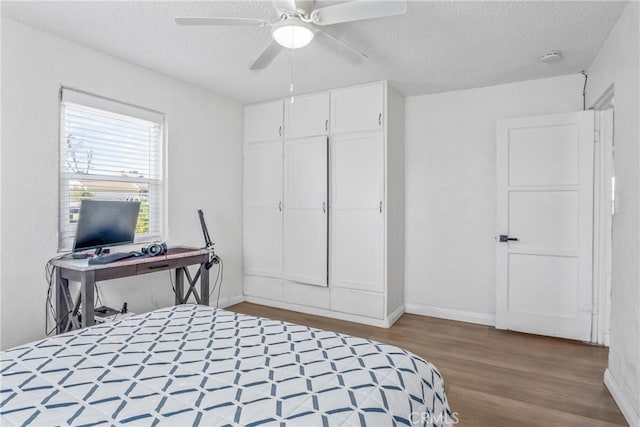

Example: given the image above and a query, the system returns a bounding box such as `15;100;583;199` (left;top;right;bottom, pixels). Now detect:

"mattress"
1;304;452;426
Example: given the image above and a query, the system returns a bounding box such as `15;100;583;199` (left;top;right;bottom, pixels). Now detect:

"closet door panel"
285;138;327;205
285;93;330;138
331;288;384;319
331;131;385;292
331;83;384;134
333;132;384;209
244;100;283;143
244;209;283;278
244;275;283;301
243;141;283;278
284;136;328;286
284;281;330;309
245;141;283;207
284;209;327;286
331;210;384;292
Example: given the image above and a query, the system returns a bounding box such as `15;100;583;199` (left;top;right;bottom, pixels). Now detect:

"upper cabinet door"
244;100;284;143
331;83;384;134
285;92;330;139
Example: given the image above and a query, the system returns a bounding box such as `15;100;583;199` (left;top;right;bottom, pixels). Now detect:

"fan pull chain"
290;30;295;104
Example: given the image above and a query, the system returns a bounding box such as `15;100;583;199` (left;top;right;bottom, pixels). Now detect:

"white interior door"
284;136;328;286
244;141;282;278
331;131;384;292
496;111;594;341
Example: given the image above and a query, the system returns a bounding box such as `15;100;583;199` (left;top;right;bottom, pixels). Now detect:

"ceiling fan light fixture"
272;19;315;49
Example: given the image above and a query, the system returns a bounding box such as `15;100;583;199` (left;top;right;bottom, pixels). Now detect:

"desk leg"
201;263;210;306
175;268;184;305
81;270;95;328
55;268;69;334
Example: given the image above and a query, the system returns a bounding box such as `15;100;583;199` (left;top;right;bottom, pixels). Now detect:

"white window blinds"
59;88;165;251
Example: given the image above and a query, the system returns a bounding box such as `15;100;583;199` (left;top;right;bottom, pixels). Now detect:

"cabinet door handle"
278;125;282;137
325;119;328;132
378;113;382;126
379;201;383;213
322;202;326;213
278;201;282;212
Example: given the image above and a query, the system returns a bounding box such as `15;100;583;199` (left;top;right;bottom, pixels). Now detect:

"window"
59;88;165;250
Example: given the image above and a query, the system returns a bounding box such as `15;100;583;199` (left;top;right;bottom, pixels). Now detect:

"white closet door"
331;131;384;292
244;141;282;278
330;83;384;134
244;100;283;143
285;93;330;139
284;136;328;286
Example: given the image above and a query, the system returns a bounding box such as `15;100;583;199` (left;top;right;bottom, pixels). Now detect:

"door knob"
499;235;519;242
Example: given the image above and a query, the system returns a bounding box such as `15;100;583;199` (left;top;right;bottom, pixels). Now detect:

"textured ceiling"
1;1;628;104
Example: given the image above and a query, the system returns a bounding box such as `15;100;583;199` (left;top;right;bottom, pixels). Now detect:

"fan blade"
311;0;407;26
316;31;368;63
175;17;269;27
273;0;297;14
250;40;284;70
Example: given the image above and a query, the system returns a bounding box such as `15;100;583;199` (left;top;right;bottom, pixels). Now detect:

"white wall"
586;3;640;424
0;18;244;349
0;16;3;350
404;74;583;323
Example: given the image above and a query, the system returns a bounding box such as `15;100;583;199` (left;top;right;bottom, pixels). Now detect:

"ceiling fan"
175;0;407;70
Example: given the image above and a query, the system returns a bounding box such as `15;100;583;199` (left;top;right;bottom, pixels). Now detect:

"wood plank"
227;302;626;426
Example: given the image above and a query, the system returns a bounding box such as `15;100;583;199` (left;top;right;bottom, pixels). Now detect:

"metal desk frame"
51;247;210;334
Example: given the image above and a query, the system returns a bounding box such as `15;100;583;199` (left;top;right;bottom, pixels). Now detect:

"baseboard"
216;295;245;309
229;298;493;328
604;368;640;426
405;303;495;326
387;304;405;327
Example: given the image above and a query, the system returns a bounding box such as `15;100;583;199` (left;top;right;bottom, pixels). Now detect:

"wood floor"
227;302;626;426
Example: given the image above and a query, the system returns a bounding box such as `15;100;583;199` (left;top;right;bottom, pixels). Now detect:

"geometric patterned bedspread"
1;304;452;426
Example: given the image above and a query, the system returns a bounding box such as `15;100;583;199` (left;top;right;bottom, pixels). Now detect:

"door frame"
591;85;615;346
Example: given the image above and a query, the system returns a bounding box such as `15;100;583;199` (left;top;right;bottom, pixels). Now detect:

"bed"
1;304;452;426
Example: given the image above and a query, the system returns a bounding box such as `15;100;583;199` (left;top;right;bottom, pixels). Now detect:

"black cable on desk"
208;255;224;308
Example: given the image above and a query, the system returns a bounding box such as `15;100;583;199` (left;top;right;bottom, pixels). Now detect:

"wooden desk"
51;246;211;333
